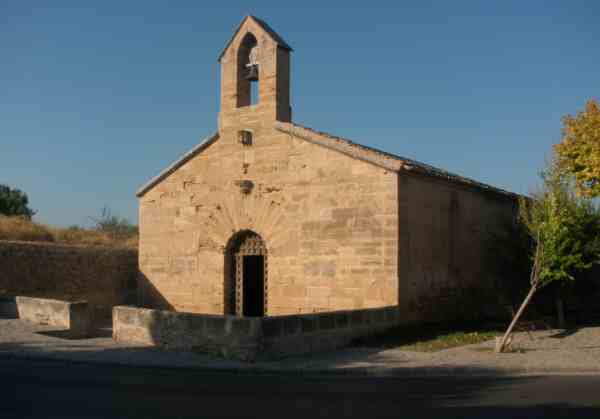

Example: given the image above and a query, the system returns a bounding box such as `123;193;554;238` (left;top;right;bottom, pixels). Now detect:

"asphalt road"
2;358;599;419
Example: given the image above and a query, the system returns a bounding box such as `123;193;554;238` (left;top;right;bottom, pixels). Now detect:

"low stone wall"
260;307;399;358
0;240;138;319
112;305;399;360
113;306;261;360
0;296;91;337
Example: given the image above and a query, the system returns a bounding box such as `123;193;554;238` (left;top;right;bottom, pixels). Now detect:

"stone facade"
137;16;518;323
138;127;398;315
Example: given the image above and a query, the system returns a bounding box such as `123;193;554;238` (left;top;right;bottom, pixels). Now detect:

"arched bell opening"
236;33;259;107
224;230;268;317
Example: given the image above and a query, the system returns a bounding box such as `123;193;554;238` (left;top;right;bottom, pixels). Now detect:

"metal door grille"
228;231;268;316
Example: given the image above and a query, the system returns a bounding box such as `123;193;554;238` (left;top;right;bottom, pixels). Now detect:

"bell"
244;64;259;81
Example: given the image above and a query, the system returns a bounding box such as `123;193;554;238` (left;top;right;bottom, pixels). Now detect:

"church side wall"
138;127;398;315
397;173;518;324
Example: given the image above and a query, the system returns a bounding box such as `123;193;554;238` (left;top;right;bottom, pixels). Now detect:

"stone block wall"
139;127;398;315
113;306;262;360
397;173;518;324
259;306;399;358
0;240;138;318
113;305;399;360
0;296;91;337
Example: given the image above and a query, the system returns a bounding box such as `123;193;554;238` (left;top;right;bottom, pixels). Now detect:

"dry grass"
121;234;139;249
0;215;55;242
0;215;137;249
50;226;115;247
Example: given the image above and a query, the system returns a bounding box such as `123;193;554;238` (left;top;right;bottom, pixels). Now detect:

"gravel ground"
2;318;600;376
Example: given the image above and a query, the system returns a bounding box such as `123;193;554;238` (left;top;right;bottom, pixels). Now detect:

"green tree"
0;184;36;219
522;171;600;287
555;99;600;198
496;165;600;352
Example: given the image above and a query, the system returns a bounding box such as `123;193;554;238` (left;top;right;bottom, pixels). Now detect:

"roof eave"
274;121;520;200
136;132;219;198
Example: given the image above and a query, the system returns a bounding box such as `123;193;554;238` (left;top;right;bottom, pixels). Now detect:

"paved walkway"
2;319;600;376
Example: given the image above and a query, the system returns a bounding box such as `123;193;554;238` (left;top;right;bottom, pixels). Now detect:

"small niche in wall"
238;130;253;146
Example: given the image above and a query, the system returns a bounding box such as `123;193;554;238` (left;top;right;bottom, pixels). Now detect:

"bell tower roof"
217;15;293;62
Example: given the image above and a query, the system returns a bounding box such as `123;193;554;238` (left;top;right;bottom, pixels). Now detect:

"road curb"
3;351;600;378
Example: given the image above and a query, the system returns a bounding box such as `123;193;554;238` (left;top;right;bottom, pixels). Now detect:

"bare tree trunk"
495;284;537;353
495;237;544;354
556;297;566;329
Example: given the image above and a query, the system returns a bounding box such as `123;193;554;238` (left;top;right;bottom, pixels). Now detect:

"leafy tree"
0;184;36;219
89;206;138;241
522;171;600;286
496;165;600;352
554;99;600;198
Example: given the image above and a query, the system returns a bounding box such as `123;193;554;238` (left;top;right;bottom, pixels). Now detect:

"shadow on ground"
36;327;113;340
350;321;505;350
2;356;600;419
3;315;600;417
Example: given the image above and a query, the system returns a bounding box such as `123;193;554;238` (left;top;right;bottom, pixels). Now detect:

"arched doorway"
225;231;268;317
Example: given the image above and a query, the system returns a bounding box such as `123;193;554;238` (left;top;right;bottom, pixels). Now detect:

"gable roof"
274;122;519;199
136;123;518;199
217;15;293;62
136;132;219;197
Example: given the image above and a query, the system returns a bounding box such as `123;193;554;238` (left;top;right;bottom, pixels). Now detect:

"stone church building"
136;16;518;325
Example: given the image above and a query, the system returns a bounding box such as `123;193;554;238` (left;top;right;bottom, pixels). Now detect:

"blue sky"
2;1;599;227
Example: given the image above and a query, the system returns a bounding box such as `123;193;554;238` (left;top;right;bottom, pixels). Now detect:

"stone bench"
0;296;91;338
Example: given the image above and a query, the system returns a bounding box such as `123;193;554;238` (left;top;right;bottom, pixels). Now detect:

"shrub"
89;207;138;241
0;185;36;219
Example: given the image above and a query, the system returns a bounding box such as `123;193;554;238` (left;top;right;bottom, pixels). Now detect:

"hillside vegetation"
0;215;138;249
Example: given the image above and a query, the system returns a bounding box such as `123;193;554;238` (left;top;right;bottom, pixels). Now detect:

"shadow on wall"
0;297;18;318
137;272;174;311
